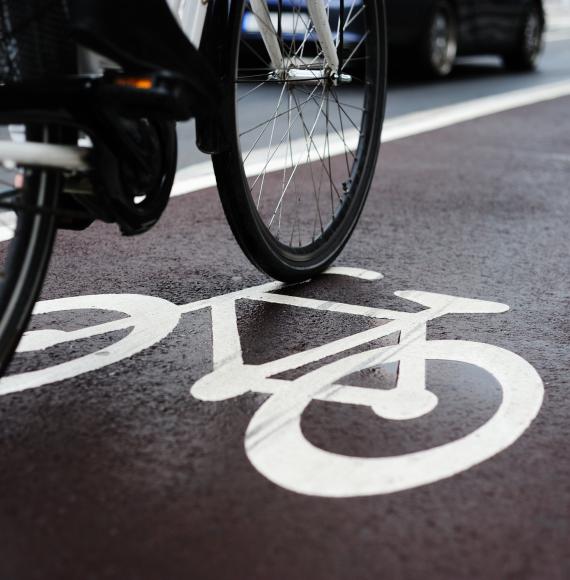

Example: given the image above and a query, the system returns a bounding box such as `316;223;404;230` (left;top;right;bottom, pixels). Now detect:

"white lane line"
0;211;16;243
171;79;570;197
548;19;570;31
1;78;570;244
547;29;570;41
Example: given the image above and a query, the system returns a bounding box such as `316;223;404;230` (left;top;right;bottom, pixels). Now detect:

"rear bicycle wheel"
213;0;387;282
0;0;73;373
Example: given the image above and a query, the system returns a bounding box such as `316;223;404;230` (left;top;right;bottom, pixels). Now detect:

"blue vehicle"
387;0;545;76
242;0;545;77
240;0;366;73
242;0;363;43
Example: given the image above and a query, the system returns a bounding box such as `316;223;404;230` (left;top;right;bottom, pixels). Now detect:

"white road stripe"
547;29;570;41
0;211;16;243
1;78;570;244
171;79;570;198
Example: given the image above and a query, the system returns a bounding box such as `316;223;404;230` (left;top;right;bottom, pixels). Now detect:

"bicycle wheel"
213;0;387;282
0;0;73;374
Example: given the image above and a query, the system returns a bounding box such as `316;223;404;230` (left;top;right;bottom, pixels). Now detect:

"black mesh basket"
0;0;74;82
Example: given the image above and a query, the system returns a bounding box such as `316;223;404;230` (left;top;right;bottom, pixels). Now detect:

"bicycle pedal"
100;71;205;121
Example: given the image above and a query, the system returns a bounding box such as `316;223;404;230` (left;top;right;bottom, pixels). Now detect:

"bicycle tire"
0;0;73;374
212;0;387;282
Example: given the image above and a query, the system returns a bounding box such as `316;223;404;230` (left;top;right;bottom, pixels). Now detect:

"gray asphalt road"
176;33;570;168
0;33;569;580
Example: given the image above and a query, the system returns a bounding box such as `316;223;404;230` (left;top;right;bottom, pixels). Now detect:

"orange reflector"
115;77;154;90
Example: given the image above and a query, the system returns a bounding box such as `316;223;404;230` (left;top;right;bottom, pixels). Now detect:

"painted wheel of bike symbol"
0;268;544;497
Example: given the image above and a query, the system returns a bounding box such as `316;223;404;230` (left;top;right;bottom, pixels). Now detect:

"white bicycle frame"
0;0;339;172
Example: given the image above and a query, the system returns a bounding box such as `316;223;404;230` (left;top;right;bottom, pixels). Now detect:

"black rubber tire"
0;0;72;374
417;0;458;78
0;167;60;375
212;0;387;283
502;3;544;72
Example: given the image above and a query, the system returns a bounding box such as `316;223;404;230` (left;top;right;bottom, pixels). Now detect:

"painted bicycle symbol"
0;267;544;497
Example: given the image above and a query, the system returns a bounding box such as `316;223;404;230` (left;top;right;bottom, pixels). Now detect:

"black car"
387;0;546;77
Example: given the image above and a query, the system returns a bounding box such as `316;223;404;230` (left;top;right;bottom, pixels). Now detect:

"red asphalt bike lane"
0;97;568;580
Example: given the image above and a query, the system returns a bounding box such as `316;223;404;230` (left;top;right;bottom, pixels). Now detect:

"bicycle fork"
250;0;340;73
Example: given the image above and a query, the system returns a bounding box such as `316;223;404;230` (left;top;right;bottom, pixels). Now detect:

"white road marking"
323;266;383;280
1;268;544;497
547;29;570;41
171;79;570;198
8;294;182;393
0;211;16;243
244;339;543;497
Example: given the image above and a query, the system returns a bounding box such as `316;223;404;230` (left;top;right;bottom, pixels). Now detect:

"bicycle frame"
247;0;339;72
166;0;210;48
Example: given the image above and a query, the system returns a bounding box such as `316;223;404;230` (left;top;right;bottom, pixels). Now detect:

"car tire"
502;3;544;71
417;0;458;78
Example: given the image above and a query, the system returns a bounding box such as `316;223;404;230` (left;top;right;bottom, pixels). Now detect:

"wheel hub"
271;67;352;86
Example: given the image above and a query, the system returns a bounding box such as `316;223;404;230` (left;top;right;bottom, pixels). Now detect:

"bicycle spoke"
335;91;352;177
233;0;378;251
241;38;272;69
267;89;328;229
344;3;365;31
342;30;370;72
309;90;358;163
256;83;288;210
248;83;323;192
288;89;344;205
237;81;268;103
239;90;313;140
300;89;358;168
290;90;325;238
325;96;334;220
241;82;288;163
329;89;362;134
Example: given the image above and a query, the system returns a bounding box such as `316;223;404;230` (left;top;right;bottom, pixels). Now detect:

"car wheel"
418;1;458;78
502;4;544;71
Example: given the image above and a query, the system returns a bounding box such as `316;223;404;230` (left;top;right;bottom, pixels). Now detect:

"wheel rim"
234;0;381;256
429;9;457;75
0;125;57;367
0;0;73;369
